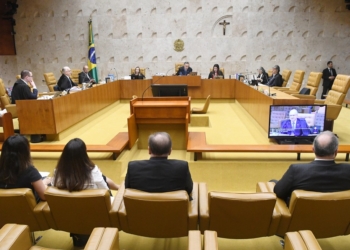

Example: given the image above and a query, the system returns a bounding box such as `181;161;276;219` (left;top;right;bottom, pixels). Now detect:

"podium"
128;97;191;149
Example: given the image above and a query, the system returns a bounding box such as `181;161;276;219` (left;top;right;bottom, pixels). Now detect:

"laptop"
189;72;197;76
214;75;223;79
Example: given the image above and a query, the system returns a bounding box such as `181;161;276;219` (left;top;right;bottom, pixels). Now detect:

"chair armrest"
273;87;289;90
299;230;322;249
85;227;119;250
199;182;209;233
42;202;57;229
291;94;316;99
324;104;342;120
283;90;298;94
284;231;307;250
204;231;218;250
256;182;275;193
110;181;125;229
33;201;50;230
188;230;202;250
0;224;32;249
5;104;17;118
314;99;325;104
188;182;199;230
275;197;292;237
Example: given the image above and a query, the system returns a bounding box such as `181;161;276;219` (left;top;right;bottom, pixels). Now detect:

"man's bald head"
313;131;338;158
148;132;172;156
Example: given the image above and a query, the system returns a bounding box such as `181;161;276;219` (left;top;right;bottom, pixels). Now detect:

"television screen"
151;84;188;97
268;105;327;143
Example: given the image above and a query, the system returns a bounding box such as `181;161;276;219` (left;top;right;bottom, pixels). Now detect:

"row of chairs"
2;182;350;240
0;224;322;250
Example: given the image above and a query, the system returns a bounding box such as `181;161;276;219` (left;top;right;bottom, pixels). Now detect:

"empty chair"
281;69;292;87
0;224;121;250
192;95;210;114
43;72;58;92
285;72;322;96
257;182;350;238
199;183;280;239
284;231;322;250
0;188;49;231
43;186;122;235
275;70;305;91
118;183;198;238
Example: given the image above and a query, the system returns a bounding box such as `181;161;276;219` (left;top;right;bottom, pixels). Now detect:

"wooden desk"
16;81;120;139
119;79;153;98
152;76;201;86
128;97;190;149
235;81;315;132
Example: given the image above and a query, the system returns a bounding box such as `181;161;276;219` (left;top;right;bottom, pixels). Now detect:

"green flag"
88;19;98;81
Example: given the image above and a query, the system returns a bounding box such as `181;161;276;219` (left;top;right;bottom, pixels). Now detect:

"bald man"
57;66;77;91
125;132;193;197
78;65;95;84
280;109;310;136
274;131;350;205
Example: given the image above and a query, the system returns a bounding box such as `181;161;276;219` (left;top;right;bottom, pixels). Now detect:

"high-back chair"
0;224;121;250
118;183;198;238
43;187;121;235
199;183;280;239
284;231;322;250
0;188;49;231
274;70;305;91
281;69;292;87
43;72;57;92
192;95;210;114
175;63;183;74
0;79;17;118
71;69;80;84
130;68;146;76
291;72;323;98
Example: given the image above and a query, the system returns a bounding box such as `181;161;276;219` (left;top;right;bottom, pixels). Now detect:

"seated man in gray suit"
273;131;350;205
125;132;193;197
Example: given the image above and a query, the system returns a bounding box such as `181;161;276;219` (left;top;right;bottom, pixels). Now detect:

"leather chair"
277;81;302;93
175;63;183;74
43;73;57;92
284;230;322;250
281;69;292;87
0;224;121;250
257;182;350;238
203;231;219;250
199;183;280;239
288;72;323;97
43;186;123;235
130;68;146;76
275;70;305;91
118;183;198;238
267;69;272;77
192;95;210;114
0;189;49;231
71;69;80;85
16;75;20;79
0;112;15;142
0;79;17;119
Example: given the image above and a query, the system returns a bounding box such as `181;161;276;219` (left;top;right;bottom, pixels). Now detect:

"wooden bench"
0;132;129;160
187;132;350;161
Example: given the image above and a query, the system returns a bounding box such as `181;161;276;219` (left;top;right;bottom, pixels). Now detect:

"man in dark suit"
175;62;193;76
267;65;283;87
11;70;38;104
321;61;337;99
280;109;310;136
78;65;95;84
57;66;77;91
125;132;193;197
274;131;350;205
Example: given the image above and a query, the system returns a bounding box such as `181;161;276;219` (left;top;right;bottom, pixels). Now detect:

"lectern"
128;97;191;149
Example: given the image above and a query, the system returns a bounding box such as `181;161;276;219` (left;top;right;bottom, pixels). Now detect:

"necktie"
86;73;90;80
329;69;332;76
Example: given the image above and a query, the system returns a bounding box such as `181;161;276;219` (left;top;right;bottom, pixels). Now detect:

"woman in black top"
0;135;49;201
257;67;269;84
131;66;145;79
208;64;224;79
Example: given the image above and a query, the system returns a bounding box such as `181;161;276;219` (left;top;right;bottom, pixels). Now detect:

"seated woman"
130;66;145;80
257;67;268;84
208;64;224;79
0;135;49;202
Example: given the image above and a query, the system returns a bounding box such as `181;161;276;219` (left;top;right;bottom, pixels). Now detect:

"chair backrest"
0;78;11;109
281;70;292;87
120;188;191;238
287;190;350;238
44;187;113;235
193;95;211;114
0;188;44;231
0;224;33;250
209;68;225;75
288;82;302;92
305;72;322;96
43;73;57;92
208;192;278;239
175;63;183;74
16;75;20;80
292;70;305;85
324;74;350;105
267;69;273;77
71;69;80;84
130;68;146;76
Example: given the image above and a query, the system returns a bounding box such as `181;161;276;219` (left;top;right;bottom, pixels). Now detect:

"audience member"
57;66;78;91
78;65;95;84
208;64;224;79
11;70;38;104
266;65;283;87
131;66;145;79
257;67;268;84
273;131;350;205
125;132;193;197
175;62;193;76
280;109;310;136
321;61;337;99
0;135;49;202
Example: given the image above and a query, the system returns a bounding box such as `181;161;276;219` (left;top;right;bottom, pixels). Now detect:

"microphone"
113;68;118;80
141;75;165;101
166;68;173;76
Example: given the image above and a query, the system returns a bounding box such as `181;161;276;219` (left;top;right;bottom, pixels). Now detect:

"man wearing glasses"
11;70;38;104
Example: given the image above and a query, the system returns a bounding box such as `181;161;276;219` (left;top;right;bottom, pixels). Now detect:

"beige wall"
0;0;349;98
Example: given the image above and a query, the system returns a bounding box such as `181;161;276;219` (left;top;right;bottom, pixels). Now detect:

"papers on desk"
39;172;50;178
37;95;54;100
69;86;82;93
0;109;7;117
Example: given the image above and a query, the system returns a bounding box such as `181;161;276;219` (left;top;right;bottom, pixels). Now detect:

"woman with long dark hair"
208;64;224;79
257;67;269;84
130;66;145;80
0;135;48;201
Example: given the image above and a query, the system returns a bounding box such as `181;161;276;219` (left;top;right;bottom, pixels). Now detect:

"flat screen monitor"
268;105;327;144
151;84;188;97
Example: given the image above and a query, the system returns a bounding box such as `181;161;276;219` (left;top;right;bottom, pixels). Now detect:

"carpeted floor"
29;99;350;249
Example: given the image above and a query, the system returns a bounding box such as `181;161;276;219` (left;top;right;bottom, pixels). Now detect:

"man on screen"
280;109;310;136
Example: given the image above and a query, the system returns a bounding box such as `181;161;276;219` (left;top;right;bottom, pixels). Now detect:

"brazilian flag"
88;19;98;81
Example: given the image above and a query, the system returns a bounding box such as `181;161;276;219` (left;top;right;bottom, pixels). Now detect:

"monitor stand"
275;138;314;145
